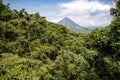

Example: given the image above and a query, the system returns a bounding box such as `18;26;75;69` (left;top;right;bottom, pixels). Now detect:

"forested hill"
0;0;120;80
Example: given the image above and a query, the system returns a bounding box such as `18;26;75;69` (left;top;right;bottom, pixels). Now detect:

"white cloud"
49;0;113;27
60;0;110;14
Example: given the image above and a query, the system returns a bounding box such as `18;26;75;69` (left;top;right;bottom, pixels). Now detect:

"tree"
88;0;120;79
54;51;90;80
110;0;120;19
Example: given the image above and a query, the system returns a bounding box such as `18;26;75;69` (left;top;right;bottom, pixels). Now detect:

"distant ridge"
58;17;91;33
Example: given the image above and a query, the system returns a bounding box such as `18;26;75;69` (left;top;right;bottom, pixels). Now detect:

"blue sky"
3;0;114;27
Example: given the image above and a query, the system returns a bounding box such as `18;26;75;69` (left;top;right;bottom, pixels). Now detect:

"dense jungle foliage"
0;0;120;80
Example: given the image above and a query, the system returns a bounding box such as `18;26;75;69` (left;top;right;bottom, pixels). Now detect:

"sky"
3;0;114;27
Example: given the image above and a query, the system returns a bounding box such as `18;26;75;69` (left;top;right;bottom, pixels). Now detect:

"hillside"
0;0;120;80
0;1;97;79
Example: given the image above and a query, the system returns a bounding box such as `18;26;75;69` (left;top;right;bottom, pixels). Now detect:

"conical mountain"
58;17;90;33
